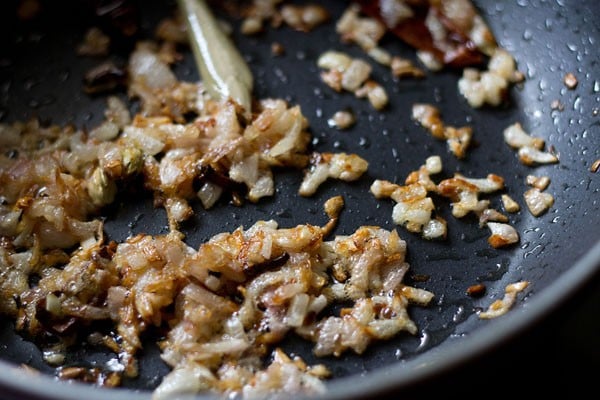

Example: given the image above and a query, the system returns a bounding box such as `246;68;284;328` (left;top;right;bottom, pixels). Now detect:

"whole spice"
177;0;253;119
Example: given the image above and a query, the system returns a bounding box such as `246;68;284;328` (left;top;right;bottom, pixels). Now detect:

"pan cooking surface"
0;0;598;398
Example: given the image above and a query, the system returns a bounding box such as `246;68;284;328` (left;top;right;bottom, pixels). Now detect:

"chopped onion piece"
503;122;544;150
518;146;559;166
479;281;529;319
524;188;554;216
486;222;519;248
526;175;551;190
501;194;520;213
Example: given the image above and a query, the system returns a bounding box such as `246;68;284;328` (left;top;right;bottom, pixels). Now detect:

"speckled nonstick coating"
0;1;598;399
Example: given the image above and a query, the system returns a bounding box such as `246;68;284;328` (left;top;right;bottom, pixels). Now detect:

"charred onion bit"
357;0;494;68
197;164;248;198
34;294;79;336
466;283;486;297
58;365;121;387
83;61;128;94
90;0;140;40
243;252;290;279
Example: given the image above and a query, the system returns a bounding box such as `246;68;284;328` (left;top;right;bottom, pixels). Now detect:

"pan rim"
0;0;598;398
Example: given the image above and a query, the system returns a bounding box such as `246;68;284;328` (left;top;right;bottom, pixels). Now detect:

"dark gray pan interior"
0;0;598;399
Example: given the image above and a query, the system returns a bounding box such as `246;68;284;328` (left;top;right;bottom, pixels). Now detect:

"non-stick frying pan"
0;0;598;399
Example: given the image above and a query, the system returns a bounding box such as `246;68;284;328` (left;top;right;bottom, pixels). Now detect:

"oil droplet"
436;294;446;307
27;32;44;43
522;29;533;41
127;213;144;229
358;136;370;148
59;69;70;82
452;305;466;323
275;208;291;218
106;358;125;372
273;67;288;83
526;62;536;78
395;348;403;359
27;98;40;108
523;244;544;258
315;108;322;118
23;78;38;91
573;96;581;111
416;330;430;351
39;94;55;106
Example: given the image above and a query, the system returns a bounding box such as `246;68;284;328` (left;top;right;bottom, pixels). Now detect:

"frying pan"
0;0;598;398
